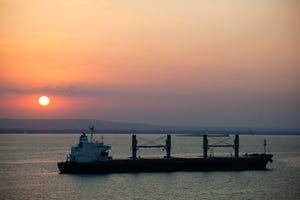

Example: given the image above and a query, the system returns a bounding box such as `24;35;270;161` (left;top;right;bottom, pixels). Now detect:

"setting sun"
38;96;50;106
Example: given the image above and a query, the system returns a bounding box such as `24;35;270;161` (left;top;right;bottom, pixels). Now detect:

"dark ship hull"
58;154;273;174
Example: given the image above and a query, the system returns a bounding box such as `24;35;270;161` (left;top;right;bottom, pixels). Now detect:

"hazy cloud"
0;85;117;97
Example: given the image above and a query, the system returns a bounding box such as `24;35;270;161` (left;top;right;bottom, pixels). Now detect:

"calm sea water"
0;134;299;200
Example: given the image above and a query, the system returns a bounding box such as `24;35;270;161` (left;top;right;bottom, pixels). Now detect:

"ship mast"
89;124;95;142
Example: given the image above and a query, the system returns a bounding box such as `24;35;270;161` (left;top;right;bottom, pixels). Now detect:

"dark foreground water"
0;134;299;200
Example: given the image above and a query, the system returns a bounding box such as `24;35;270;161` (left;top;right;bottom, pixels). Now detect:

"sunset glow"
0;0;299;128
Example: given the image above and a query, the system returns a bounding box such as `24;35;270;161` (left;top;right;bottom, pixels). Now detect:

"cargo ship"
57;126;273;174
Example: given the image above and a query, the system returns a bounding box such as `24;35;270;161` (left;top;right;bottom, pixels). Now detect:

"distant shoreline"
0;129;299;135
1;119;299;135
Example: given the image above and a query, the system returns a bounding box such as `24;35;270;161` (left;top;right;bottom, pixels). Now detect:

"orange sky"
0;0;299;128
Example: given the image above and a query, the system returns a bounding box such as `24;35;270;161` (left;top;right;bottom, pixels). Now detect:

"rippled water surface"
0;134;299;200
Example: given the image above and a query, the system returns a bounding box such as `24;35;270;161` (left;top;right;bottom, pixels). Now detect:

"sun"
39;96;50;106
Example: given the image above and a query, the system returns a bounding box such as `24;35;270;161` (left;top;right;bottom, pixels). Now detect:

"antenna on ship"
89;124;95;142
264;139;267;154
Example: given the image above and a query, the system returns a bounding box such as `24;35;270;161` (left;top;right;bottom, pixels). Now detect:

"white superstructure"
68;126;111;163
